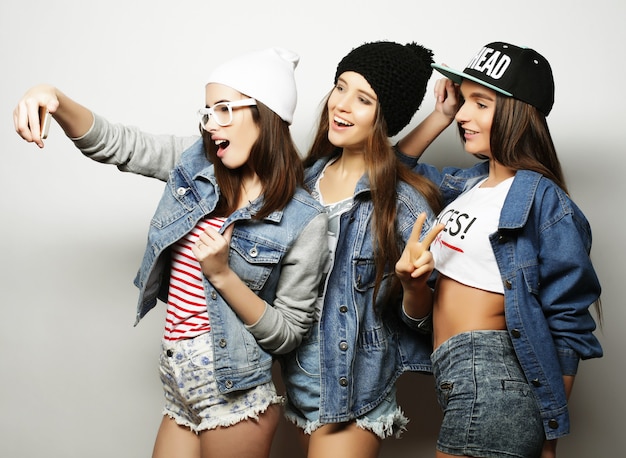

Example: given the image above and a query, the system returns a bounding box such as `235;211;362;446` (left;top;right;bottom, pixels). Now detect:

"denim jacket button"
210;290;218;300
225;380;233;389
176;187;187;196
548;419;559;429
339;341;349;351
504;280;512;289
531;379;541;387
510;329;521;338
339;305;348;313
339;377;348;387
249;246;258;257
219;338;227;348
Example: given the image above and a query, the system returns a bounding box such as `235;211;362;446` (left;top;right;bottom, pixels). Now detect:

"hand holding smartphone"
39;106;51;139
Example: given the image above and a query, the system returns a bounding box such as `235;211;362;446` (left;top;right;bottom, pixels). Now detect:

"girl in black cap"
396;42;603;458
279;41;443;458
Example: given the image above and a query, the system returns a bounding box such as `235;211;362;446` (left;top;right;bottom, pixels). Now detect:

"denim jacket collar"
499;170;541;230
446;161;544;231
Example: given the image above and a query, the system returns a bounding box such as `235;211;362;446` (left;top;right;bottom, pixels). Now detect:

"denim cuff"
401;304;432;333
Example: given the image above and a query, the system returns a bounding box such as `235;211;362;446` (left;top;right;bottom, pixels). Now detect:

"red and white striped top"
163;217;226;342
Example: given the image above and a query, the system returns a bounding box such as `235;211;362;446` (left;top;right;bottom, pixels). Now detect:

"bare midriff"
433;274;506;350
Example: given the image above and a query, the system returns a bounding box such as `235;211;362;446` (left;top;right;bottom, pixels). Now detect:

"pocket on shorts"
295;335;320;377
501;379;532;396
189;347;213;369
436;380;454;408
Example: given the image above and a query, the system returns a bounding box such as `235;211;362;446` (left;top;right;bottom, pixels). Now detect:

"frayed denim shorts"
282;324;408;439
159;332;282;433
431;330;544;458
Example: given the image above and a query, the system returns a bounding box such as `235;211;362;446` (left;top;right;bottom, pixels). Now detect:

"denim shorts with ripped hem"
159;332;283;434
281;325;408;440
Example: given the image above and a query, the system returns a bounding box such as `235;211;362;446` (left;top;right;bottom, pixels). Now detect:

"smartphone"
39;106;51;139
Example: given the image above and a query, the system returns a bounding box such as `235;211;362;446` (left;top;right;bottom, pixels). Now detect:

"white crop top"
430;177;513;294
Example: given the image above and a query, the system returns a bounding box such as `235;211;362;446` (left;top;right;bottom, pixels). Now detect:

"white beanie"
206;47;299;124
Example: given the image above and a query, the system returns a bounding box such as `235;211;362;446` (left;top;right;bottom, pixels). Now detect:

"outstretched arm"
14;84;195;181
397;78;460;159
14;84;94;148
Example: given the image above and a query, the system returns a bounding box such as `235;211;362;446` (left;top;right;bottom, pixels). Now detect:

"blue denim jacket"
415;160;603;440
73;116;328;393
297;157;436;423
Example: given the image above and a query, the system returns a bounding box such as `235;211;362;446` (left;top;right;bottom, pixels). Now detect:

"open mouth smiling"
333;116;353;127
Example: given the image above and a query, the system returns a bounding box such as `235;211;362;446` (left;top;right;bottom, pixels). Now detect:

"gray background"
1;0;622;456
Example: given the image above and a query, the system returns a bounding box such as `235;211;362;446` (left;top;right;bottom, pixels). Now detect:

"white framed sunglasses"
197;98;257;128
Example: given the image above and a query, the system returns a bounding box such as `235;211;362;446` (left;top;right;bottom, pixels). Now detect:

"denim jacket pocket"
520;260;540;295
229;231;284;291
353;258;377;292
150;170;201;229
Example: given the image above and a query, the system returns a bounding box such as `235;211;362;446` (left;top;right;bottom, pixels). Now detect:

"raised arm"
14;84;94;148
397;78;460;159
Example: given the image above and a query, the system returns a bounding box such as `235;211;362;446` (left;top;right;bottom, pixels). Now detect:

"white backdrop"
1;0;623;456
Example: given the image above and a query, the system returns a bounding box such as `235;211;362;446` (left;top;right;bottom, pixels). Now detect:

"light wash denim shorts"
431;330;544;458
159;332;282;433
282;324;408;439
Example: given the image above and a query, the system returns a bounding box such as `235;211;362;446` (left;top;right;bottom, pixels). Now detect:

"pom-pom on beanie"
335;41;434;136
207;47;299;124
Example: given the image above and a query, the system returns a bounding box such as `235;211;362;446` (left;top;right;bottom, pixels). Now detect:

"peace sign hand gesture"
396;213;443;282
395;213;443;320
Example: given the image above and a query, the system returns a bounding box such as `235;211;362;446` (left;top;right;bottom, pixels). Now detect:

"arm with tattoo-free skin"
397;77;460;159
14;84;94;148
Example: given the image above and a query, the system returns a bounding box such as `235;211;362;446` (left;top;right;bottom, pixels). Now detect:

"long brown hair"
305;93;442;306
202;100;304;219
459;93;568;193
458;94;604;323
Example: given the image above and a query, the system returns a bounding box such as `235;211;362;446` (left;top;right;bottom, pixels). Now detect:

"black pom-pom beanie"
335;41;434;136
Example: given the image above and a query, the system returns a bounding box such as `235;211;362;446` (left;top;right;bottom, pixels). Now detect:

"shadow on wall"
269;365;441;457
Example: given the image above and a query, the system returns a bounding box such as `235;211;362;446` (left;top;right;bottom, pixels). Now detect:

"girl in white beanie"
13;48;328;458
